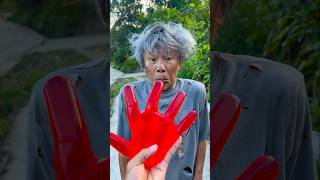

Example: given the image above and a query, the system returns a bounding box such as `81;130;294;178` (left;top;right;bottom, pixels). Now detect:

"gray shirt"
117;78;209;180
211;52;317;180
26;60;108;180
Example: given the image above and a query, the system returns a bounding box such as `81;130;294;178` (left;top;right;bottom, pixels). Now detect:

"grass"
0;0;16;13
315;160;320;179
0;119;9;142
110;77;137;108
0;49;91;154
311;99;320;132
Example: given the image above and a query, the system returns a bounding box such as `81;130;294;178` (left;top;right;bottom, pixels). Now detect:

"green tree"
263;0;320;129
215;0;320;130
110;0;145;72
151;0;191;9
9;0;101;37
215;0;271;56
111;0;144;30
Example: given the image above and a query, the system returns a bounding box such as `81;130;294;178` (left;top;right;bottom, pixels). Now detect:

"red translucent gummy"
210;92;280;179
210;92;241;170
110;80;198;169
237;155;280;180
43;75;109;180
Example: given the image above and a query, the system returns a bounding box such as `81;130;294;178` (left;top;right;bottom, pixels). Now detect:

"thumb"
128;145;158;167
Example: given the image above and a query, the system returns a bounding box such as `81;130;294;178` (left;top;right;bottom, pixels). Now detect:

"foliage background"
110;0;210;93
0;0;104;37
214;0;320;131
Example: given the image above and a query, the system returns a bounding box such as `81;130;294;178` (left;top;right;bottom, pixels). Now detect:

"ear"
177;62;181;71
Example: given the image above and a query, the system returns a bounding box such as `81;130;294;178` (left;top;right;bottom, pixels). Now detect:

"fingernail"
149;144;158;152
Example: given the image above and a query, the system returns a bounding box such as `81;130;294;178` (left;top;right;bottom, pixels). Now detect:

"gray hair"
129;22;197;68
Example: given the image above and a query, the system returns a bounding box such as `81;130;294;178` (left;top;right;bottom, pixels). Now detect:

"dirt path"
110;67;124;85
31;34;106;53
0;19;46;76
0;108;27;180
0;18;106;76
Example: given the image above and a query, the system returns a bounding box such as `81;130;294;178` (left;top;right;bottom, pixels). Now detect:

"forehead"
144;48;178;58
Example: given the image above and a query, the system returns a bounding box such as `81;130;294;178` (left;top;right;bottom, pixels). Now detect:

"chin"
162;84;172;91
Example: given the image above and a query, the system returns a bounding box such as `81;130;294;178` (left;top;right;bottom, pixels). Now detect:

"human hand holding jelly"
125;137;182;180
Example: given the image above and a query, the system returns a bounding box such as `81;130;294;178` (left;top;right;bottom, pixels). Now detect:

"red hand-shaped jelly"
110;80;198;169
210;93;280;179
237;155;280;180
210;92;241;170
43;75;109;180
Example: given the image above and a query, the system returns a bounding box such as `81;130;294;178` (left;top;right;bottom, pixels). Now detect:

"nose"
156;61;166;73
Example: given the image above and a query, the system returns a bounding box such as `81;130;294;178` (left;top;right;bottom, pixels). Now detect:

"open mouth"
156;79;169;84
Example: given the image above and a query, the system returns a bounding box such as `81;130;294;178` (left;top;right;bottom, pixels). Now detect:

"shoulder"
57;59;107;72
130;79;150;89
118;79;149;96
218;53;304;92
32;60;106;90
179;78;206;94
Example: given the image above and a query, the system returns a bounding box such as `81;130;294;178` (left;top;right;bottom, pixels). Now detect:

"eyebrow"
145;54;154;58
145;48;177;59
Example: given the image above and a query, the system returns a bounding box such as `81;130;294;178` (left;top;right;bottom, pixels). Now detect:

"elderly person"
117;22;209;180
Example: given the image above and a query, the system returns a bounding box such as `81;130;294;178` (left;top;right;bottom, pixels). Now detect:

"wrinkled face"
144;49;180;90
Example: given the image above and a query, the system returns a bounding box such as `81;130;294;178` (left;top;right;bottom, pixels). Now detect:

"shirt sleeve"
26;82;55;180
117;87;131;141
285;78;318;180
198;83;210;142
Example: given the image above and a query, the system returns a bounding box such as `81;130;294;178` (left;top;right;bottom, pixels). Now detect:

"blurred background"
214;0;320;176
0;0;106;179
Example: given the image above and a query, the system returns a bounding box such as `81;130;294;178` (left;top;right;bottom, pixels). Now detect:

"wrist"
193;173;203;180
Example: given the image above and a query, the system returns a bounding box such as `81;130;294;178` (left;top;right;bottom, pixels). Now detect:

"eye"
150;58;156;62
165;57;172;61
147;57;155;62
